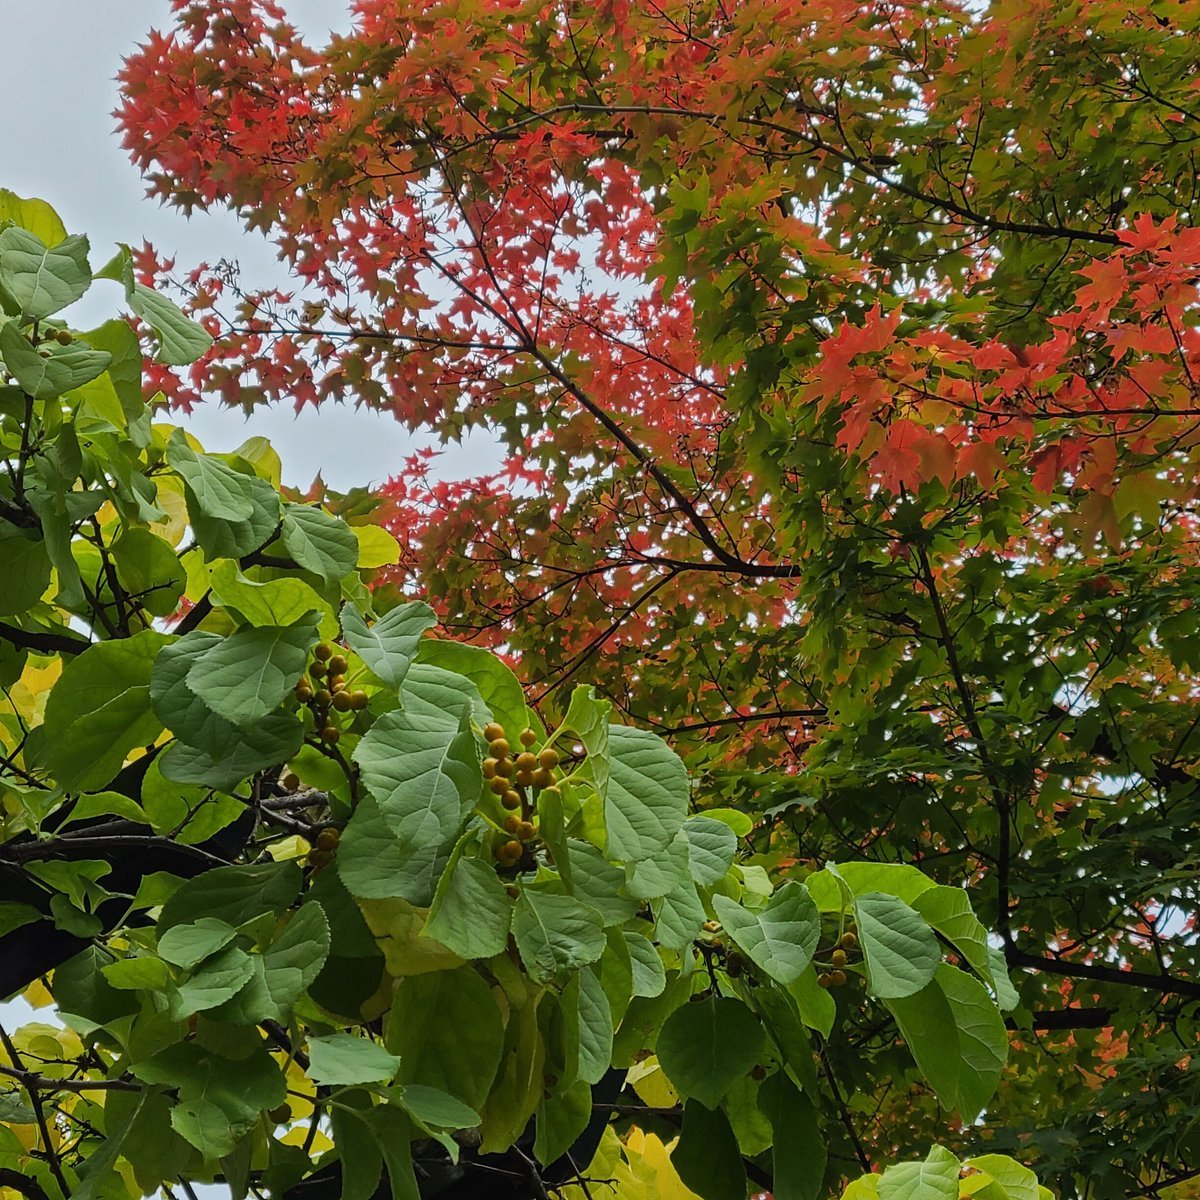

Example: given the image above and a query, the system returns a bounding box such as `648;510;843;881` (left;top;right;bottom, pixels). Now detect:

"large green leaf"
683;815;737;886
568;839;638;925
132;1042;285;1157
342;600;436;690
887;964;1007;1122
397;1084;480;1131
534;1079;591;1167
185;616;318;727
281;503;358;584
624;828;692;900
656;996;764;1110
209;560;330;629
0;530;51;615
352;700;481;902
99;247;213;365
157;917;238;969
424;842;513;959
713;882;820;986
603;724;688;862
855;891;941;999
188;471;282;561
878;1145;961;1200
911;885;995;986
672;1100;747;1200
575;967;614;1085
215;903;331;1024
0;321;111;399
112;528;186;617
561;684;611;794
418;637;529;735
759;1072;825;1200
330;1094;384;1200
512;891;607;983
171;945;257;1020
151;629;304;787
308;1034;402;1086
0;226;91;319
652;872;706;951
39;628;169;790
158;861;302;933
167;435;259;522
624;931;667;998
131;281;213;364
965;1155;1042;1200
336;795;450;904
386;966;506;1110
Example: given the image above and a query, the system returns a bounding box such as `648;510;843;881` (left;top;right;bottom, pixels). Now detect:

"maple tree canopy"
1;0;1197;1195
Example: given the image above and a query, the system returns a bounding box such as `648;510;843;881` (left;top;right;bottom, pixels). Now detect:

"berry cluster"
306;826;340;875
295;642;368;745
483;723;559;868
817;929;858;989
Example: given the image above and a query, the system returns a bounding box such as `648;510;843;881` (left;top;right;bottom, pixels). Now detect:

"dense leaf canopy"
1;0;1197;1196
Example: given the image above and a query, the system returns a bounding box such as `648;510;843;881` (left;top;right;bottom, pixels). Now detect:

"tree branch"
1007;946;1200;1001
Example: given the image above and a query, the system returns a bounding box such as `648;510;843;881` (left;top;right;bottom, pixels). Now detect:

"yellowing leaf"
357;897;464;975
354;524;402;568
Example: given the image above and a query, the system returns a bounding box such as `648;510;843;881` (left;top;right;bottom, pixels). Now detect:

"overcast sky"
2;0;500;490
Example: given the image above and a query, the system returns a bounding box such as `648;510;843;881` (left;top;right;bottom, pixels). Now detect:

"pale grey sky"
2;0;500;490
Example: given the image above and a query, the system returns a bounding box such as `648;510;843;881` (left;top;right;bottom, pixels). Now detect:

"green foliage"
0;193;1033;1199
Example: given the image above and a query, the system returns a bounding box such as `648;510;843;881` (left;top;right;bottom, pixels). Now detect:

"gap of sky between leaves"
2;0;504;491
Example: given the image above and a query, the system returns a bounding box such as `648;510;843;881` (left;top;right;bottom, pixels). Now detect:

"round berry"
483;722;505;743
501;789;522;810
316;828;340;851
515;752;537;772
329;674;347;692
328;654;348;675
831;948;848;967
489;738;511;759
517;820;536;841
295;682;313;702
531;768;554;789
538;748;559;770
349;691;369;710
503;814;522;834
839;931;858;950
496;757;514;777
315;688;332;707
482;757;499;779
321;725;340;744
489;777;509;796
519;728;538;746
818;972;833;989
515;770;534;789
332;691;353;711
314;643;333;661
830;969;847;987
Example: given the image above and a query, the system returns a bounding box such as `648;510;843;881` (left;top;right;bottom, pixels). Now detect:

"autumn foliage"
118;1;1200;1194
